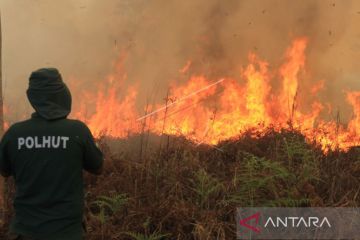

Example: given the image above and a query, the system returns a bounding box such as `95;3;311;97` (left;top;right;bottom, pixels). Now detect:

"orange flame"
347;92;360;136
72;37;360;153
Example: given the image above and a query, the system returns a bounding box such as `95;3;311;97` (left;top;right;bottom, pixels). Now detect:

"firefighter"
0;68;103;240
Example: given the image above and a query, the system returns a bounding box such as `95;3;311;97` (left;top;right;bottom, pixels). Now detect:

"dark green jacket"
0;68;103;240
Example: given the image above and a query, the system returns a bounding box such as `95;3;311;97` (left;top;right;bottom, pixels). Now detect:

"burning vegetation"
73;38;360;153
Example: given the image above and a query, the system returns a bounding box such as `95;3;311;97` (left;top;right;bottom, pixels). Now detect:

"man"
0;68;103;240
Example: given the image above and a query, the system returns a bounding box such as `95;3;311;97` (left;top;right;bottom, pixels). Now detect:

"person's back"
0;68;103;240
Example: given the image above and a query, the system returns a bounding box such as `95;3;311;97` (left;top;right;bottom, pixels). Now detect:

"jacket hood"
27;68;72;120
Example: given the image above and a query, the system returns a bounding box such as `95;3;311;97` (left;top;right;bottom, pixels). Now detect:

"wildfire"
73;37;360;153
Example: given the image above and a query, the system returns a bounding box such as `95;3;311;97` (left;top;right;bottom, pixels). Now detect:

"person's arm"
81;123;104;175
0;131;12;178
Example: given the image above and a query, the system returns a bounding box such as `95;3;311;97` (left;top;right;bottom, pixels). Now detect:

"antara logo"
239;212;261;233
239;212;331;234
264;217;331;228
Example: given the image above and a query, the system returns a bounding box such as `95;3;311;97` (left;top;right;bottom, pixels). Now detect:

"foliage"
3;130;359;240
91;193;128;224
190;168;223;209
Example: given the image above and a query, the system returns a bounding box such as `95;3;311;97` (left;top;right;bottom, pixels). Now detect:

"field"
3;129;358;239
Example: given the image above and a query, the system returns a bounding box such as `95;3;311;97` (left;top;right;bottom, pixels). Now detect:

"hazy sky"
1;0;359;122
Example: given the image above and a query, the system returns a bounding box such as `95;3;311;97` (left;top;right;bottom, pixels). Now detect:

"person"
0;68;103;240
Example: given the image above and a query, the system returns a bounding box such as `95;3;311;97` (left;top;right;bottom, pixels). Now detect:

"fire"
73;37;360;153
243;53;271;126
279;37;307;121
347;92;360;136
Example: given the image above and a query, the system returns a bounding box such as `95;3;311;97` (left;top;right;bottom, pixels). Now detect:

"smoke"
1;0;359;123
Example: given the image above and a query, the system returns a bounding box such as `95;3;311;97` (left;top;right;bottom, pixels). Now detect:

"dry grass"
2;129;360;239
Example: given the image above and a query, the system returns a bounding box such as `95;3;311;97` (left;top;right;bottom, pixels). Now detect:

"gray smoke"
1;0;359;123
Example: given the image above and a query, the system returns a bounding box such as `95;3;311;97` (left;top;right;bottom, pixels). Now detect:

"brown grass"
2;129;360;239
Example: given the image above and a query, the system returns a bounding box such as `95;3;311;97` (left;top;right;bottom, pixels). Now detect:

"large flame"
73;37;360;152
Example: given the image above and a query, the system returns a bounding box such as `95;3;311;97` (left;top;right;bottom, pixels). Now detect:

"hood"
27;68;72;120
